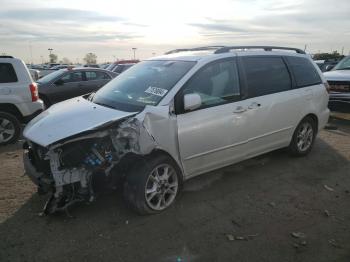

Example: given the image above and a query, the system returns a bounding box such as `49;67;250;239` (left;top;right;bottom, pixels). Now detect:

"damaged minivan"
23;46;330;215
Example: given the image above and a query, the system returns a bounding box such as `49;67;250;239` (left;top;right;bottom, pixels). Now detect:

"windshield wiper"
94;101;116;110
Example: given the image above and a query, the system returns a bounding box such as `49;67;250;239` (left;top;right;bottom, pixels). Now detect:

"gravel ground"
0;117;349;262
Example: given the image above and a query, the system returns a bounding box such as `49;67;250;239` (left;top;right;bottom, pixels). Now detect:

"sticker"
145;86;168;97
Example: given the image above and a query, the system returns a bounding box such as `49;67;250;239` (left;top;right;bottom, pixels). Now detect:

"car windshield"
92;60;196;112
333;56;350;70
37;69;65;84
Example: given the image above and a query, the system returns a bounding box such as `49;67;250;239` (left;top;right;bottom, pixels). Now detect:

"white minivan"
23;46;329;215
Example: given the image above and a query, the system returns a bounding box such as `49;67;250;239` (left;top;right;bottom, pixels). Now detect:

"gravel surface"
0;117;349;262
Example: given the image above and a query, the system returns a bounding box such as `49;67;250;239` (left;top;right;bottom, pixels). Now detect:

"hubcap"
0;117;16;143
296;122;313;152
145;164;178;211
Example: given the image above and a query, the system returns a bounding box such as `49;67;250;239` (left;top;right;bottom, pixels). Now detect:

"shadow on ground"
0;120;350;262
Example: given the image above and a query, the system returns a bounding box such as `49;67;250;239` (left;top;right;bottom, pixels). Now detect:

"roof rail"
165;46;226;55
214;46;305;54
0;55;14;58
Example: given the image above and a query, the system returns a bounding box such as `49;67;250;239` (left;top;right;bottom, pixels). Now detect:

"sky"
0;0;349;63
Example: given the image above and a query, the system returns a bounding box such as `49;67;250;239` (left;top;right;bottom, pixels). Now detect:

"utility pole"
48;48;53;63
341;46;344;55
132;47;137;60
29;41;33;65
304;44;307;52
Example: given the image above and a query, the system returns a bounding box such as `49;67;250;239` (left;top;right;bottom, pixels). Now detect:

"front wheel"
288;116;317;156
124;155;181;215
0;111;21;145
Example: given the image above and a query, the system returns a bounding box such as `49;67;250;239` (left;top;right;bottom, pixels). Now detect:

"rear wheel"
0;111;21;145
289;116;316;156
124;155;181;215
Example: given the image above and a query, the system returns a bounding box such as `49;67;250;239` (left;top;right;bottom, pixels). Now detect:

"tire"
0;111;21;145
123;154;182;215
288;116;317;156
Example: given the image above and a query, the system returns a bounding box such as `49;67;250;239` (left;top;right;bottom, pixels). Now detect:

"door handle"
248;102;261;109
233;106;247;113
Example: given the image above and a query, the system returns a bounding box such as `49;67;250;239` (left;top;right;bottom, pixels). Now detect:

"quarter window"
0;63;18;83
181;60;240;110
241;57;291;98
287;56;322;87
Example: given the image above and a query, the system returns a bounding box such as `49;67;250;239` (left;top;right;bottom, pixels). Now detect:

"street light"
132;48;137;60
48;48;53;63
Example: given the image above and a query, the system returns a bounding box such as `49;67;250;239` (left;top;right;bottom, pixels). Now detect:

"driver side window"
181;59;240;110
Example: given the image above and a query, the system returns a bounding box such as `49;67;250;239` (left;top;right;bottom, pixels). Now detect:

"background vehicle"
50;64;69;70
315;59;341;72
0;56;43;145
106;59;139;72
23;46;329;214
323;56;350;113
111;63;135;75
37;67;117;107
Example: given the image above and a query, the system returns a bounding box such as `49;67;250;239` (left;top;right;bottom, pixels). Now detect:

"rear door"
237;55;303;156
176;58;250;177
84;70;112;93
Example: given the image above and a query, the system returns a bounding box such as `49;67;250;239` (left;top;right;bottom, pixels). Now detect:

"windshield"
92;60;196;112
333;56;350;70
37;69;65;84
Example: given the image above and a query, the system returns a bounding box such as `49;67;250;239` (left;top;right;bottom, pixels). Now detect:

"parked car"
106;60;139;72
50;64;69;70
36;68;117;107
23;46;329;215
29;68;40;81
83;64;100;68
314;59;341;72
323;56;350;113
0;56;44;145
111;63;135;75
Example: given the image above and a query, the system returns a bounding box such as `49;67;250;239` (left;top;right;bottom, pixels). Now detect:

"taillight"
324;82;330;93
29;83;39;102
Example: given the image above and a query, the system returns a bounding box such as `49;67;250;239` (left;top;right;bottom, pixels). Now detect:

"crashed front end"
23;107;158;214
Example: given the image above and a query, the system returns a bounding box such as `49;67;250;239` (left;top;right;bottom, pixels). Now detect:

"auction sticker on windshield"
145;86;168;97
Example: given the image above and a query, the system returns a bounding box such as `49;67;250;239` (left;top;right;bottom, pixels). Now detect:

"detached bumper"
23;150;52;193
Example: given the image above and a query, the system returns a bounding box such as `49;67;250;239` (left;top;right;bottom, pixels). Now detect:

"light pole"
48;48;53;63
132;47;137;60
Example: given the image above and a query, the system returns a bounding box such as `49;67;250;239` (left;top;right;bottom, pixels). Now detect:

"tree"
49;53;58;63
83;53;97;64
313;51;344;61
60;57;71;64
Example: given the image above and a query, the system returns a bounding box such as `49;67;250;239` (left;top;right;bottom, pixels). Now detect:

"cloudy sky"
0;0;349;63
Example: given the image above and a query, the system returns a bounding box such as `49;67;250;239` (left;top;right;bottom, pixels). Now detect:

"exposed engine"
24;117;157;215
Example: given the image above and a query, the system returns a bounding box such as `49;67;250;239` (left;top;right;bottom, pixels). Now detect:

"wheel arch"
0;103;23;122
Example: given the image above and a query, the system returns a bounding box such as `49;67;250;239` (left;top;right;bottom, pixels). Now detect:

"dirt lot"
0;117;349;262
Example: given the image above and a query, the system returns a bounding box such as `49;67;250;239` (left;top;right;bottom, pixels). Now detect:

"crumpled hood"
23;97;136;147
323;70;350;82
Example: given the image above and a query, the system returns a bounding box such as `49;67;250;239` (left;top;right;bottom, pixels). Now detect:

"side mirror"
54;79;64;86
184;93;202;111
325;65;334;71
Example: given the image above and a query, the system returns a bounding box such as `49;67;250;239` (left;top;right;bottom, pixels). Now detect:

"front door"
176;58;249;177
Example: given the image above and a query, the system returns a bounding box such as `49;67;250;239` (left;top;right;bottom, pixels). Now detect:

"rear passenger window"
287;56;322;87
86;71;111;80
0;63;18;83
241;57;291;98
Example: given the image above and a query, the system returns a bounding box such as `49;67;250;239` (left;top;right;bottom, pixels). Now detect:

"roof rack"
214;46;305;54
165;46;226;55
0;55;14;58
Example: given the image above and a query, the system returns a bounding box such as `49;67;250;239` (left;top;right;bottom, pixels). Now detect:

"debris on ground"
329;239;343;249
324;210;330;217
268;202;276;207
226;234;258;241
324;185;335;192
293;240;308;250
291;232;306;239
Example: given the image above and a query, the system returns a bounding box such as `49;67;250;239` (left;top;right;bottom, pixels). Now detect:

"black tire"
288;116;317;157
123;154;182;215
0;111;21;145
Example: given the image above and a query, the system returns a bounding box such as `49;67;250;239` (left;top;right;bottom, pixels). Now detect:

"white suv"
0;56;44;145
22;46;329;215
